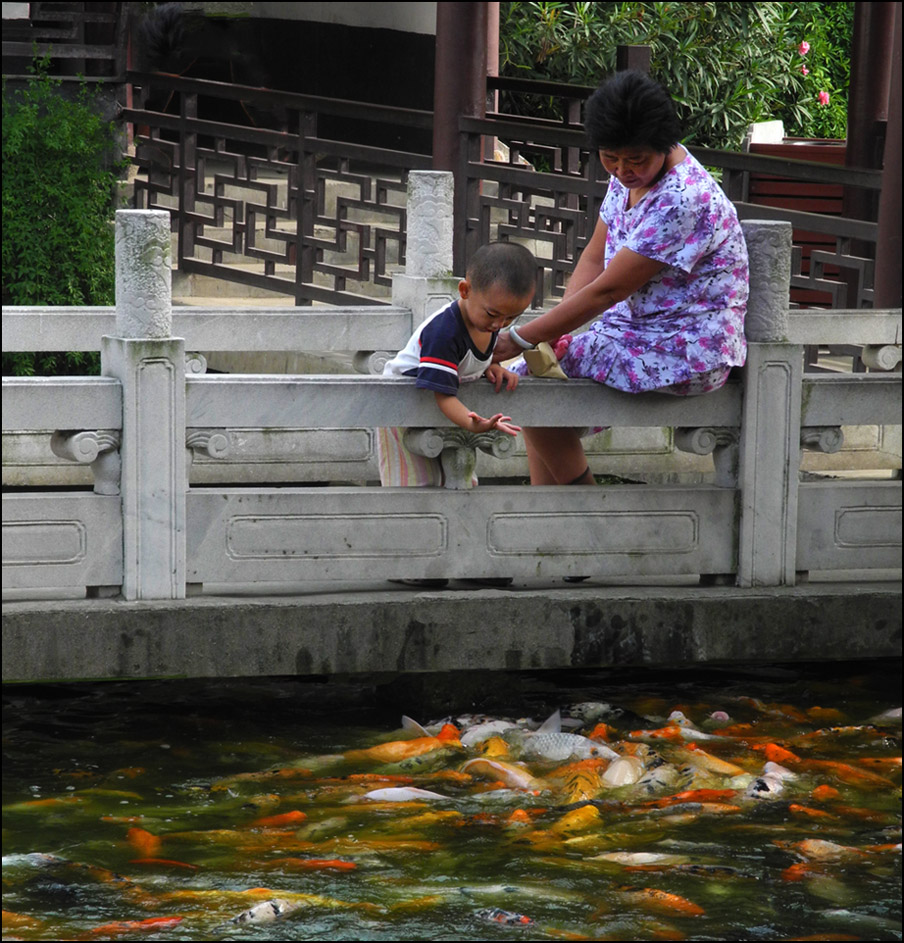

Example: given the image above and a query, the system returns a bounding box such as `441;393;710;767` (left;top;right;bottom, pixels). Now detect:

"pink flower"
801;66;809;76
818;90;830;106
798;40;810;55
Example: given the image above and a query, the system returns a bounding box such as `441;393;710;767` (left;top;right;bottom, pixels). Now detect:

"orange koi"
506;808;534;825
588;722;618;741
629;725;686;741
129;857;198;870
249;810;307;828
833;804;894;823
617;886;705;917
776;838;869;862
126;827;161;857
110;766;147;778
346;773;415;783
806;706;847;723
781;861;825;882
436;723;461;741
788;803;837;820
669;788;739;804
89;916;184;935
751;742;800;765
794;759;894;786
344;735;460;764
264;857;357;871
810;784;841;801
857;756;902;771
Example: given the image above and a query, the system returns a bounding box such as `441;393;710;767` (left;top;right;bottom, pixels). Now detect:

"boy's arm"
434;392;520;436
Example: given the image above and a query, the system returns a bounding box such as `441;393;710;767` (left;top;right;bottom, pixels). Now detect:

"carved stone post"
736;220;802;587
391;171;460;330
101;210;186;600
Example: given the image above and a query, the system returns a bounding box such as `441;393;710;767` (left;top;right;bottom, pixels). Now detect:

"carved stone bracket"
186;429;232;460
674;427;739;488
800;426;844;454
185;352;208;375
353;350;394;375
860;344;902;372
50;429;121;495
404;427;517;490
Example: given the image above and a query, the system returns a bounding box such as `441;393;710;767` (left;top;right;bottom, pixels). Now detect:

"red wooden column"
433;1;489;274
874;3;902;308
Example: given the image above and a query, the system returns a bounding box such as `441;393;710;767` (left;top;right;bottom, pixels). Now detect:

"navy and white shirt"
382;300;496;395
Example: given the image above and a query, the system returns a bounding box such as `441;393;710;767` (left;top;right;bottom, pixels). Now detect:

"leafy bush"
2;54;126;376
499;2;853;149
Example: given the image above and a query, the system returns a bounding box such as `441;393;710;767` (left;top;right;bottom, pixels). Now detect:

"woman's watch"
507;325;536;350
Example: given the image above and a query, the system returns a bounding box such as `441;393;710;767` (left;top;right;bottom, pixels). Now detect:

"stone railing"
2;174;901;601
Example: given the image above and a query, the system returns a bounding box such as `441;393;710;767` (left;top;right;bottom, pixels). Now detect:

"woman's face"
599;146;667;190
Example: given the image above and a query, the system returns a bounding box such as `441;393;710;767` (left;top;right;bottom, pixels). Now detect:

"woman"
493;70;749;485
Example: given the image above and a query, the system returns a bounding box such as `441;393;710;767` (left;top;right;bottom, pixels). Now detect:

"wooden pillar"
433;2;488;274
874;3;903;308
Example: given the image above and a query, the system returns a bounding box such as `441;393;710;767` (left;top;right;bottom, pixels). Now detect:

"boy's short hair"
466;242;536;299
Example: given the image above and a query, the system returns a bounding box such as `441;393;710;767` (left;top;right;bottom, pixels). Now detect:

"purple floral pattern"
517;150;748;394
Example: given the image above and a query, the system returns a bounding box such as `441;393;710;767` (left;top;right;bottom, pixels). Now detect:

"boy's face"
458;279;534;333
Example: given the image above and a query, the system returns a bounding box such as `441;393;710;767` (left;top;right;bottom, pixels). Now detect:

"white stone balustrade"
2;175;902;599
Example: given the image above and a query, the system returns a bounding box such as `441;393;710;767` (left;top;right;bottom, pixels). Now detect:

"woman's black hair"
584;70;683;154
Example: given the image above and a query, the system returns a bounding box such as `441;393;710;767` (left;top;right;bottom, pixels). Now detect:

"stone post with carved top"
101;210;186;599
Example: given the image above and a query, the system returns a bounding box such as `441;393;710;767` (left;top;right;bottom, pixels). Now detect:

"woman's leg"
522;427;593;485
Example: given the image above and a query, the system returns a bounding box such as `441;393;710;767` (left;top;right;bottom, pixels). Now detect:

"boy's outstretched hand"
467;412;522;436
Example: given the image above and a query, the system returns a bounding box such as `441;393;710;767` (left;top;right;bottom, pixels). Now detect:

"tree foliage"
2;54;125;375
499;2;853;149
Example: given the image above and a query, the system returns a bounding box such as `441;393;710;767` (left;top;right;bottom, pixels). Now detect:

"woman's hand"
491;332;523;365
484;363;519;392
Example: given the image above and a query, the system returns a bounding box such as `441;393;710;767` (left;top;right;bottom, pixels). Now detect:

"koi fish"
460;719;520;747
460;758;545;792
602;755;645;786
344;734;462;764
89;916;184;935
126;827;161;857
361;786;451;802
615;885;705;917
129;857;199;870
520;731;619;762
263;857;357;871
248;810;307;827
546;758;610;802
475;907;535;927
231;898;299;925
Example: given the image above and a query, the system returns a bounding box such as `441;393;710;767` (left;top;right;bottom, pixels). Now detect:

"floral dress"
517;149;749;396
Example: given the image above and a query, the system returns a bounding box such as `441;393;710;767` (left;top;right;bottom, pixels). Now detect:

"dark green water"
2;661;901;941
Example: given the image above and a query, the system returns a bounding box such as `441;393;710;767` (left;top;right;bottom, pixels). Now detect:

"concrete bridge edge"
2;583;900;685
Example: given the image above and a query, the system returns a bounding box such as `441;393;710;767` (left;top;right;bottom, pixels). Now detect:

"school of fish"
2;675;901;941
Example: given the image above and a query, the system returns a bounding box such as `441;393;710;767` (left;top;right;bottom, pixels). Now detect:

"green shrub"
499;2;853;149
2;54;126;376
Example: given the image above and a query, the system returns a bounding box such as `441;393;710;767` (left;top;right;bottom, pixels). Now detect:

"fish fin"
401;716;431;737
537;709;562;734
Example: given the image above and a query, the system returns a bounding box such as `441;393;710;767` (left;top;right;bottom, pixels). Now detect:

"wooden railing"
124;72;883;313
3;176;901;601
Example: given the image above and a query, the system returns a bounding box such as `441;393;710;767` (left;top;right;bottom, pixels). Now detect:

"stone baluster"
736;219;802;587
101;210;186;600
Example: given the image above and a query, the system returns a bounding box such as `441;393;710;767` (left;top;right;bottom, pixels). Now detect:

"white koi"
361;787;451;802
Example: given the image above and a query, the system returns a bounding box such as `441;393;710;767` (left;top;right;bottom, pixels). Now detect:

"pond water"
2;660;901;941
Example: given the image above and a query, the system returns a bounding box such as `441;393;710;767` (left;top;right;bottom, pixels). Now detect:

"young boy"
378;241;536;487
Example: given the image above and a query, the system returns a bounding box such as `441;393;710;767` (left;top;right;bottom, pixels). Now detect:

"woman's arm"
493;218;666;362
